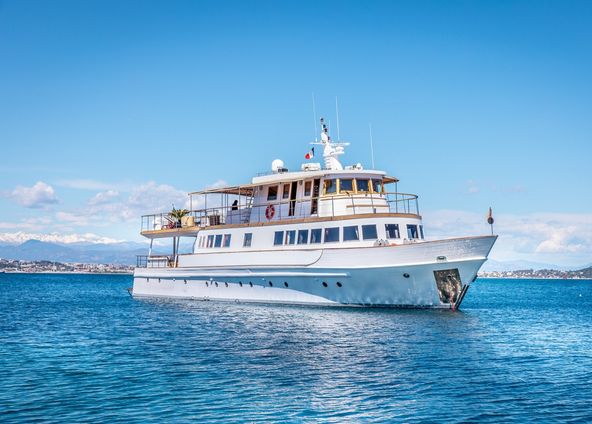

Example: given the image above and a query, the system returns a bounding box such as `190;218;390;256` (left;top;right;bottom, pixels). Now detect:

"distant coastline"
1;258;133;274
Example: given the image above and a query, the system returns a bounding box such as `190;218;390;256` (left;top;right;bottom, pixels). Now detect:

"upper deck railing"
140;192;419;233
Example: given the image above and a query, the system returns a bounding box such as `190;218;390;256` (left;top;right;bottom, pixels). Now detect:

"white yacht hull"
132;235;496;309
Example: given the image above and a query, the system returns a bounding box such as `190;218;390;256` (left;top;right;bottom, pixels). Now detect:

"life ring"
265;204;275;220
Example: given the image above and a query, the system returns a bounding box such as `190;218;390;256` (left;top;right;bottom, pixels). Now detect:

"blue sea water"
0;274;591;423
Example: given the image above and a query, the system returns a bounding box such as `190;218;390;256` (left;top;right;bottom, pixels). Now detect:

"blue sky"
0;0;591;266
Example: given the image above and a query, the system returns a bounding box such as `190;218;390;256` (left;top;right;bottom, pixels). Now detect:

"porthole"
249;282;253;287
206;281;209;287
225;282;228;287
322;282;328;288
146;278;149;282
215;282;219;287
336;282;342;288
284;282;289;288
158;278;161;283
239;281;243;287
268;281;273;287
403;273;410;278
184;279;187;284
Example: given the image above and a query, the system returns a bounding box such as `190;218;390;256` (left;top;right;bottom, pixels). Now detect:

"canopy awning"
189;184;256;197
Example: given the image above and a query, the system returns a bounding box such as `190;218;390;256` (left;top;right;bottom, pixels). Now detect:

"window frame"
356;179;370;193
324;227;340;243
207;235;214;248
323;179;337;195
223;234;232;248
267;185;278;201
243;232;253;247
310;228;322;244
304;181;312;197
282;184;290;199
285;230;296;245
297;229;309;244
339;178;354;193
273;231;284;246
407;224;419;239
385;224;400;239
214;234;223;248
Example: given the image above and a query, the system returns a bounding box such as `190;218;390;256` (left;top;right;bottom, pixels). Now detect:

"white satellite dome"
271;159;285;173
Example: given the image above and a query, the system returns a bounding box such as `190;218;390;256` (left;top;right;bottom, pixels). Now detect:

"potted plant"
169;206;189;228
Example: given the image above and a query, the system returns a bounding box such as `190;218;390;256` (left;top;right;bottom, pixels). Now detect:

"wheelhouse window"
343;225;359;241
340;178;354;193
372;179;383;194
385;224;400;239
207;235;214;248
324;227;340;243
243;233;252;247
274;231;284;246
297;229;309;244
223;234;231;247
357;179;370;192
282;184;290;199
323;179;337;195
267;186;278;201
214;234;223;248
407;224;419;239
310;228;322;244
362;224;378;240
285;230;296;245
304;181;312;197
419;225;424;239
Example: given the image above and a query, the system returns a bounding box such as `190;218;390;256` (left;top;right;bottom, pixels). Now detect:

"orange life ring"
265;204;275;220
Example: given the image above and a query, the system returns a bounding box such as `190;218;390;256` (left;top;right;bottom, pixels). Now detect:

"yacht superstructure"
132;119;496;309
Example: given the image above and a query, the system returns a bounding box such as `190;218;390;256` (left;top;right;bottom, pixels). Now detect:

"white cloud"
88;190;120;205
465;180;480;194
423;209;592;267
55;179;116;191
0;231;124;245
8;181;59;208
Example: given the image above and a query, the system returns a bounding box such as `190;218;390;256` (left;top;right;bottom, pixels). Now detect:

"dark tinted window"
340;179;354;192
207;235;214;248
285;230;296;245
310;228;322;244
243;233;252;247
385;224;400;239
274;231;284;245
223;234;231;247
372;179;383;194
282;184;290;199
267;186;278;201
407;224;419;239
362;224;378;240
297;230;309;244
214;234;223;247
357;179;370;192
324;227;340;243
304;181;312;196
343;226;359;241
419;225;424;239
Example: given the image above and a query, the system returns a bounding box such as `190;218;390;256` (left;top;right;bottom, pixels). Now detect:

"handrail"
140;191;419;232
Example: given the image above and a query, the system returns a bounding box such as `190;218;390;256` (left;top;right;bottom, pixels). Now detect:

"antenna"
311;92;317;141
335;96;340;141
369;123;375;169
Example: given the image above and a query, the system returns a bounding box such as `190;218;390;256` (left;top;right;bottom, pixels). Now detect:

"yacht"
132;118;496;309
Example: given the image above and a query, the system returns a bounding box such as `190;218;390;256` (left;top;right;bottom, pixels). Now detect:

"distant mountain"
0;240;148;265
481;259;581;272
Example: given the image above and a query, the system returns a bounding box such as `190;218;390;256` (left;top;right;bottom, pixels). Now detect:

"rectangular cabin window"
274;231;284;246
207;235;214;248
304;181;312;197
357;179;370;192
282;184;290;199
323;179;337;195
407;224;419;239
324;227;340;243
243;233;252;247
214;234;223;248
385;224;400;239
340;179;354;193
267;186;278;201
297;230;309;244
419;225;424;239
372;179;383;194
362;224;378;240
223;234;231;247
310;228;322;244
343;225;359;241
285;230;296;245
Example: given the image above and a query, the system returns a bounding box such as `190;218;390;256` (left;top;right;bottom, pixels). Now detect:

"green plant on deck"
169;206;189;222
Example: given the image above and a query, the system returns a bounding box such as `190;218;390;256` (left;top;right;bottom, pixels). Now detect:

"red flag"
305;147;315;160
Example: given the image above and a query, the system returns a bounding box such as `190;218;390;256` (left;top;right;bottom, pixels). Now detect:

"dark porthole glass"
239;281;243;287
225;282;228;287
215;282;219;287
206;281;209;287
184;279;187;284
269;281;273;287
284;282;289;288
249;282;253;287
322;282;328;287
403;273;410;278
336;282;342;287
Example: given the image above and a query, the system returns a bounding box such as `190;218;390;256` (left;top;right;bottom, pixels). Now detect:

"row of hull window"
199;234;232;249
267;178;384;201
273;224;424;245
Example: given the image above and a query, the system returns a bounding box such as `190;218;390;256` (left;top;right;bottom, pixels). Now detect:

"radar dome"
271;159;285;173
